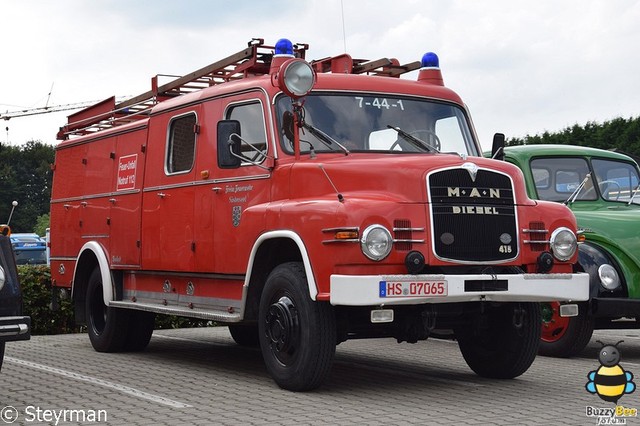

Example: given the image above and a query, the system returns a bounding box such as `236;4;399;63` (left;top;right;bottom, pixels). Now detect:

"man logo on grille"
461;162;479;182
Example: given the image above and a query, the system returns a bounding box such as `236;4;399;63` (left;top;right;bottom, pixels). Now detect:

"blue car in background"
10;233;47;265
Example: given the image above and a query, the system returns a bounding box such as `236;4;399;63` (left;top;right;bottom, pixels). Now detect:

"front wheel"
86;267;130;352
258;262;336;391
455;302;541;379
539;302;593;357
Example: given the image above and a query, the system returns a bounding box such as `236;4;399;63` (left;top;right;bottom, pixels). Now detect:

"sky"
1;0;639;151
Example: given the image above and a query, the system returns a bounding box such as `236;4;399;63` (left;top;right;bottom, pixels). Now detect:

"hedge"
18;265;212;335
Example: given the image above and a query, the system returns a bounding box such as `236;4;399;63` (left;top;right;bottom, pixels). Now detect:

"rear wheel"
258;262;336;391
456;302;540;379
229;324;259;347
123;311;156;352
539;302;593;357
86;267;130;352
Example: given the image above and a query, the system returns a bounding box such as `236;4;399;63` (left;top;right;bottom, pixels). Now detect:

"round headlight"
598;264;621;290
278;58;315;98
361;225;393;261
549;227;577;261
0;265;5;291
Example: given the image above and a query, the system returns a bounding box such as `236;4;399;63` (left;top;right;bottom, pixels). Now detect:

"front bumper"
591;298;640;318
330;272;589;306
0;316;31;342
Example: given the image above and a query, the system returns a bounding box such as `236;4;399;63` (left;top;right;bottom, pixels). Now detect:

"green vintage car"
500;144;640;357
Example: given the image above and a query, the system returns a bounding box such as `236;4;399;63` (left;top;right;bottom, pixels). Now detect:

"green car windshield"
531;157;640;204
276;93;479;156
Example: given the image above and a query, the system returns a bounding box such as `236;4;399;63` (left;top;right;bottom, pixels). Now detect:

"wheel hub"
541;303;554;323
265;296;298;354
540;301;570;342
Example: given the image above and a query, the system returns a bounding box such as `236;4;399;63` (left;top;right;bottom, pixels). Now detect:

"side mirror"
491;133;505;161
217;120;242;169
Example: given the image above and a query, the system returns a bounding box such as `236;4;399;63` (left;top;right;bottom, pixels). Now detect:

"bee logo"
586;340;636;403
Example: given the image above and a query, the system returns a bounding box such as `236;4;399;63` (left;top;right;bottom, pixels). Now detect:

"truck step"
109;301;242;322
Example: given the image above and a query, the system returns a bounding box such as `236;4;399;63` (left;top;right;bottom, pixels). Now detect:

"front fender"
246;230;318;300
578;242;627;299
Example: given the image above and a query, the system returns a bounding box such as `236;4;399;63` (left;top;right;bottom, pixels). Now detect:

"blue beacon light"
421;52;439;69
417;51;444;85
275;38;294;56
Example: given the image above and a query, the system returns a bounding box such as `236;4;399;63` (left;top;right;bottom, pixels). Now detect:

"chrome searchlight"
277;58;316;99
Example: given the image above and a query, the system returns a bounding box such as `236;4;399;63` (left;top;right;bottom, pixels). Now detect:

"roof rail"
310;54;421;77
57;39;419;140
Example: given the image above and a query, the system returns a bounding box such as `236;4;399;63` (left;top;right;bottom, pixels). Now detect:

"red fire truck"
50;38;588;391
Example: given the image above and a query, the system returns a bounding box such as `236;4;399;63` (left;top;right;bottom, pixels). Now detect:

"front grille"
428;167;517;262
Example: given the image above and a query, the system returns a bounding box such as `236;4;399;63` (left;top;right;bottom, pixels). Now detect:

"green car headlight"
598;264;621;290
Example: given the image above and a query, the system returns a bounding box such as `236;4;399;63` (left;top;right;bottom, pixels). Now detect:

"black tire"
229;324;259;347
86;267;130;352
539;302;594;358
0;342;5;371
123;311;156;352
258;262;336;391
455;302;541;379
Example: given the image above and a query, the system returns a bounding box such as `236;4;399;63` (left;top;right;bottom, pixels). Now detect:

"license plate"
379;280;448;298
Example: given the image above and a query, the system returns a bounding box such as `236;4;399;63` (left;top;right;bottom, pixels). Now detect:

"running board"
109;301;242;322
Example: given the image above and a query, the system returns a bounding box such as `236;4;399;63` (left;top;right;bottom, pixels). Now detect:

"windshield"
276;93;478;156
14;249;47;265
530;157;640;204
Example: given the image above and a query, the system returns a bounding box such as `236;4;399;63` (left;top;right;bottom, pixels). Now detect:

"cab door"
194;92;274;274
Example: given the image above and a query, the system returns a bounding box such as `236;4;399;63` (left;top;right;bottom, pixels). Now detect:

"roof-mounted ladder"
57;39;420;140
57;38;308;139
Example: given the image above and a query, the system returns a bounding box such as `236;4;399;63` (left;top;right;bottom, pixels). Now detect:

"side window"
226;102;267;163
532;168;550;190
166;113;197;174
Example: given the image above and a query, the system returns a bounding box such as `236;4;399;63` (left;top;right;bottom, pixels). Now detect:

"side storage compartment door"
80;135;115;241
141;108;200;272
49;143;87;287
109;122;148;268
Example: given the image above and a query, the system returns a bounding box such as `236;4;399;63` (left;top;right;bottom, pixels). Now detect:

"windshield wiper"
386;125;438;153
564;173;591;205
302;123;350;155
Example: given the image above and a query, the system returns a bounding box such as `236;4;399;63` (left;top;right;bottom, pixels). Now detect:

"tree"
34;213;50;237
0;141;55;233
506;116;640;159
